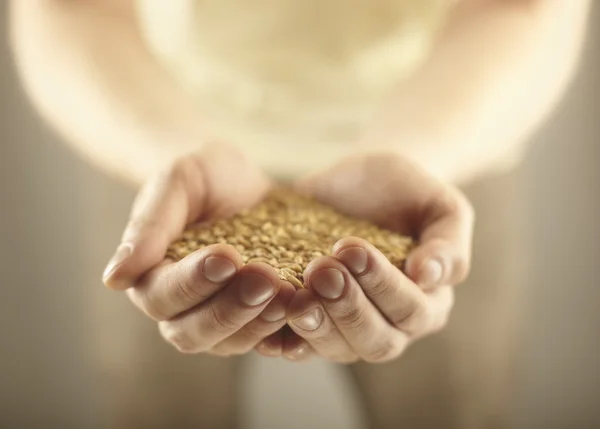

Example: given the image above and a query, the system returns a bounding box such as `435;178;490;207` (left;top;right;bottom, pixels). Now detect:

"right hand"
101;143;297;357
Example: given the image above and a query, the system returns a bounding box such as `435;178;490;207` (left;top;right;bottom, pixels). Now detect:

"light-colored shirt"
136;0;449;180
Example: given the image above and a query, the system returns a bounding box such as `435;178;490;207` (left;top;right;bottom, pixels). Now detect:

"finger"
158;263;279;354
333;238;438;335
211;282;295;355
281;327;314;362
103;157;206;290
413;286;454;339
126;244;242;321
286;289;357;363
405;187;475;290
304;256;408;363
255;330;285;358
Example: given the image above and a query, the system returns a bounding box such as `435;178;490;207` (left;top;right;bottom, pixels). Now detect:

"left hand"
257;153;474;363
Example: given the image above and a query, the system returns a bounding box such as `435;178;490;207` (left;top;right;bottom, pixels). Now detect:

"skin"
8;0;591;362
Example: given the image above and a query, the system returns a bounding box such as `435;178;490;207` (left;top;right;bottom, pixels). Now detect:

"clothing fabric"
135;0;449;180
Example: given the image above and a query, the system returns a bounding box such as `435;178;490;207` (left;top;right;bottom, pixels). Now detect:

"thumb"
102;157;206;290
102;143;270;291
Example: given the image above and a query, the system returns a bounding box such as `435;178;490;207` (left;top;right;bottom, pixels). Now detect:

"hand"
278;153;474;363
101;143;296;357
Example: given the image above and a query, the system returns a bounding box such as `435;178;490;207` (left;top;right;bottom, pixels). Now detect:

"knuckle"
241;323;270;342
131;287;170;322
221;329;264;355
365;273;395;299
364;338;403;363
167;265;206;307
302;326;334;346
208;302;243;334
336;305;367;332
392;297;429;333
160;323;199;354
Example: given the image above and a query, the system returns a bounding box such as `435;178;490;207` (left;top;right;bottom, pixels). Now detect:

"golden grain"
166;187;413;288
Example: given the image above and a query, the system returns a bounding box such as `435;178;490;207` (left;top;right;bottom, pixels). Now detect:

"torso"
135;0;450;179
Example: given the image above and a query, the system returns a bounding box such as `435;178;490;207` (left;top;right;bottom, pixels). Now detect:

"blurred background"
1;2;599;429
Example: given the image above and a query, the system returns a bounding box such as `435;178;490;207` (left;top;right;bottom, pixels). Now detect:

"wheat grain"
166;187;413;288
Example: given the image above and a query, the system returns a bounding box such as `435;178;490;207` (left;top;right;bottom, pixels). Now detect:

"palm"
295;154;437;235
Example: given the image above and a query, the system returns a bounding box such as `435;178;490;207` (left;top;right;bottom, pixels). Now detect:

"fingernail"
292;308;323;331
238;274;275;306
203;256;237;283
419;258;444;288
337;247;368;275
311;268;345;300
103;243;133;282
287;342;312;361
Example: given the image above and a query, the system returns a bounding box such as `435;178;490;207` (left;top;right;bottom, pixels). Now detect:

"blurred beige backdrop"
1;3;598;429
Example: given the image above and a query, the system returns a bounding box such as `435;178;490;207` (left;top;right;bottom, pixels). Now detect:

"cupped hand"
277;153;474;363
101;143;295;357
